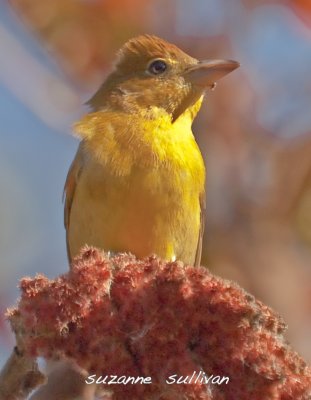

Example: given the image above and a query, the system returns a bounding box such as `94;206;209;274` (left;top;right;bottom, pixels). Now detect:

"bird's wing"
194;192;206;267
63;143;84;263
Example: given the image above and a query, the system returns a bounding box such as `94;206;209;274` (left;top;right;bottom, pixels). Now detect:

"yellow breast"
68;101;205;264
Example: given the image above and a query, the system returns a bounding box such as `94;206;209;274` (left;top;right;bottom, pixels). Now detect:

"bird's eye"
148;59;168;75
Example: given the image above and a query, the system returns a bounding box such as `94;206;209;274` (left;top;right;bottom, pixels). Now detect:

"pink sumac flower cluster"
8;247;311;400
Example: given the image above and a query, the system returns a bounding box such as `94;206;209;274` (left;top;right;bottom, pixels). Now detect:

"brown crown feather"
115;34;197;72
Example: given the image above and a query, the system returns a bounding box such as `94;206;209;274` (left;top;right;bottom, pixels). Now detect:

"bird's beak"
185;59;240;88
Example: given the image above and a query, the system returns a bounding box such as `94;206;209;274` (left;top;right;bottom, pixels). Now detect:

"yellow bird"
64;35;239;266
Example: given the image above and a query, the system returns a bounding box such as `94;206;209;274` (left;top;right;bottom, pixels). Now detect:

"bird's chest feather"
70;108;205;260
81;147;203;222
78;107;205;205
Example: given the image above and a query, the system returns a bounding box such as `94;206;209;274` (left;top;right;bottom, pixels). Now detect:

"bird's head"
88;35;239;122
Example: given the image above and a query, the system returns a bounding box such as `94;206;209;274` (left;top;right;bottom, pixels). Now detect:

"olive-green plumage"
64;35;239;266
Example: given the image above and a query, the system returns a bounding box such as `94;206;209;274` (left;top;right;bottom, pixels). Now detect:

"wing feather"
194;192;206;267
63;143;84;263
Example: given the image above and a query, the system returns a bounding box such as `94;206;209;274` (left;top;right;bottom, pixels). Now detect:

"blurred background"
0;0;311;367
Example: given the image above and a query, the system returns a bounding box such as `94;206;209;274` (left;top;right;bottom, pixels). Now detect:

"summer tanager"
64;35;239;266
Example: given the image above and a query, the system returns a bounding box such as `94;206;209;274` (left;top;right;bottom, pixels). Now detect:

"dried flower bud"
7;247;311;399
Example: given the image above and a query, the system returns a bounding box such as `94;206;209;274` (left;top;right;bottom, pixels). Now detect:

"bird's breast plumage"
67;104;205;264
